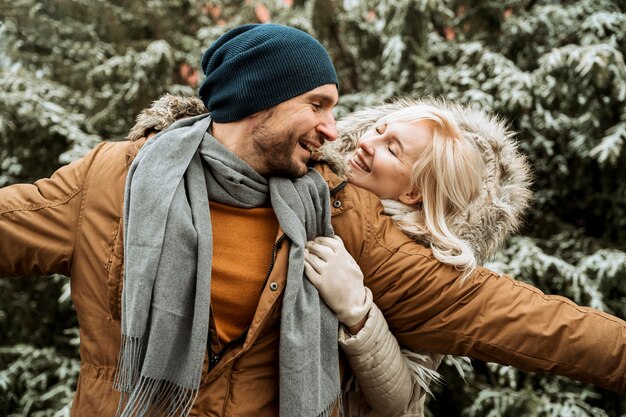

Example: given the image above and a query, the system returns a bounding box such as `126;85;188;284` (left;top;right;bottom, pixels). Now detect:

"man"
0;24;624;417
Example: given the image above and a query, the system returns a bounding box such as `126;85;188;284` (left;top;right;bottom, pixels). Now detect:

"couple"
1;23;624;417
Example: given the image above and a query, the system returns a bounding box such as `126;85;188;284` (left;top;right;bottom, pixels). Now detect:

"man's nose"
317;114;338;142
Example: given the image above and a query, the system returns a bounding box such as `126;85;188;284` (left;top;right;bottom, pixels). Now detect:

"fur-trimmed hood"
128;94;532;264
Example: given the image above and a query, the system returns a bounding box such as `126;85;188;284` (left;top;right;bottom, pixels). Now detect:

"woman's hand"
304;236;372;329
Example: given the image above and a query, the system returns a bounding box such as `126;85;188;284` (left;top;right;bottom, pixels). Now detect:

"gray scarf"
115;114;340;416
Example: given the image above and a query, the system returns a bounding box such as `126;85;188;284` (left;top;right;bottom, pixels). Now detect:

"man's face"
250;84;339;178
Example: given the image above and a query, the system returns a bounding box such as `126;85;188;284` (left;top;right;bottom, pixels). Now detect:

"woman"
304;98;532;416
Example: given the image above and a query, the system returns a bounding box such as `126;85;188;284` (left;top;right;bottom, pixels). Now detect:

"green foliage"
0;276;78;416
1;0;625;416
0;73;98;185
464;386;610;417
0;0;204;184
0;345;79;417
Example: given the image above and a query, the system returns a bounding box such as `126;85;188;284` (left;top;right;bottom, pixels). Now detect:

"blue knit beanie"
198;24;338;123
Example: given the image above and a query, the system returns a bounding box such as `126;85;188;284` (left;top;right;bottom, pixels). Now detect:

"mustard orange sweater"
209;201;279;343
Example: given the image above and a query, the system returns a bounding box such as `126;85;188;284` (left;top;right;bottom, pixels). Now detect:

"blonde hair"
378;104;486;277
318;98;532;280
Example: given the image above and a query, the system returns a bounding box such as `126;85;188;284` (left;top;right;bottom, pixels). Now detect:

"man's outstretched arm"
0;143;107;277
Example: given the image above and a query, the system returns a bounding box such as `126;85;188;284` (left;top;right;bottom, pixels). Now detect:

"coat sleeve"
332;190;626;395
0;142;107;277
339;302;441;417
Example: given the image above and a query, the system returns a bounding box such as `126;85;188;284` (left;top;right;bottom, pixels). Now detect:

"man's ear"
398;189;422;205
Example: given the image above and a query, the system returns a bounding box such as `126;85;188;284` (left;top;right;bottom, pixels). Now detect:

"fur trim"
400;348;444;395
317;98;533;264
449;103;533;263
126;94;207;141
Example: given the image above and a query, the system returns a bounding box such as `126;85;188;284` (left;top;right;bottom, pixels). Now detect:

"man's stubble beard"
251;124;308;179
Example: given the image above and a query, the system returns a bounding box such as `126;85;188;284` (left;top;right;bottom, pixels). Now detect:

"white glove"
304;235;372;328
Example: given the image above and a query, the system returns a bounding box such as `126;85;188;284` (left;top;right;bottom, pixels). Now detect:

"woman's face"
347;119;432;203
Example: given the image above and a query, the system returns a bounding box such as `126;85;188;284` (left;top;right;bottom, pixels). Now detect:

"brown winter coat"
1;123;625;417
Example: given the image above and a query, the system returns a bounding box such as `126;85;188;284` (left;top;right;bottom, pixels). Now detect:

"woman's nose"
359;138;375;155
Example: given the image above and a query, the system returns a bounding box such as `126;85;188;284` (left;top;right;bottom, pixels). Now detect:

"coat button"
269;282;279;291
333;200;342;208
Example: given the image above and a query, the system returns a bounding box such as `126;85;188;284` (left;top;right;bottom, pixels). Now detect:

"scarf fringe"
318;391;344;417
113;334;144;393
113;335;198;417
116;375;198;417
